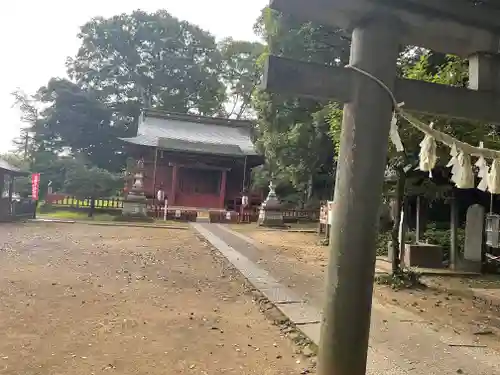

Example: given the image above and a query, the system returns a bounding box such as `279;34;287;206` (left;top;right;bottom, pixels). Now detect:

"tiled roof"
120;111;259;157
0;158;25;175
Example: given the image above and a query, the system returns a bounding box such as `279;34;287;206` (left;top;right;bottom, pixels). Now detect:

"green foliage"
67;10;226;116
219;38;265;119
324;103;342;155
251;9;347;204
376;232;391;257
12;10;263;178
422;224;466;258
63;162;121;199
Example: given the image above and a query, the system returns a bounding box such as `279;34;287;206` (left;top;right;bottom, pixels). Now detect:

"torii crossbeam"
262;1;500;375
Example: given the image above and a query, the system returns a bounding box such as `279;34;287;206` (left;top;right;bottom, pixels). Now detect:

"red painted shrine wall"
141;156;249;210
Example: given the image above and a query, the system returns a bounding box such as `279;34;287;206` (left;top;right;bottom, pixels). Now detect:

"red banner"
31;173;40;200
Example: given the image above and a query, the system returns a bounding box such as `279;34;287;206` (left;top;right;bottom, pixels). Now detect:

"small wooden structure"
264;1;500;375
120;110;264;212
0;158;31;221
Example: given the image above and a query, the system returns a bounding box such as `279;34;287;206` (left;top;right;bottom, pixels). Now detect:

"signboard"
327;201;334;225
320;205;328;224
320;201;335;225
31;173;40;200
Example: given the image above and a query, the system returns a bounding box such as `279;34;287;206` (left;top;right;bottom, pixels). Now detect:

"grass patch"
39;209;188;227
39;210;116;221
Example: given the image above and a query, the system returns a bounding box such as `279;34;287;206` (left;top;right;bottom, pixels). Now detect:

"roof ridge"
142;109;254;129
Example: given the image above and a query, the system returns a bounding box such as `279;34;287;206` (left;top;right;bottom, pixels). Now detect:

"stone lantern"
258;181;285;227
122;158;148;219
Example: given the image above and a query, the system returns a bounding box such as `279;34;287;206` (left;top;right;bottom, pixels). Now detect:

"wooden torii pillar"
263;1;500;375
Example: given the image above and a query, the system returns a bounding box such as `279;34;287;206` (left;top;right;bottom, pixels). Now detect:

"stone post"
463;204;485;272
318;17;401;375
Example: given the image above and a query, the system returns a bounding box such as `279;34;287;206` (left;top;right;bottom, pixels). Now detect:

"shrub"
376;232;391;257
422;226;465;261
375;268;423;290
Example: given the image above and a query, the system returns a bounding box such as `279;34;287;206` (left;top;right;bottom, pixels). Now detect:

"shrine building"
120;110;264;211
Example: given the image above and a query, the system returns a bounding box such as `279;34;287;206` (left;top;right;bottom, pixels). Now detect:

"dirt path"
0;223;306;375
230;225;500;352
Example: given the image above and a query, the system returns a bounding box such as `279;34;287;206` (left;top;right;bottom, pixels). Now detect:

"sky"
0;0;268;152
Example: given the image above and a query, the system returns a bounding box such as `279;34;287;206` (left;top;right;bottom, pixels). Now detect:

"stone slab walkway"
192;223;500;375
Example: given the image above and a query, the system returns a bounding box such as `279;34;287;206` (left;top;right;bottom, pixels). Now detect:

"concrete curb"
191;223;322;346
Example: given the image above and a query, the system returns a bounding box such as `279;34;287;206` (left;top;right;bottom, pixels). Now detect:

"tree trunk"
391;169;406;274
89;197;95;218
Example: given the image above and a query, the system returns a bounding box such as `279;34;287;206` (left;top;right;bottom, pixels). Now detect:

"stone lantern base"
122;197;148;217
119;193;153;222
258;207;286;228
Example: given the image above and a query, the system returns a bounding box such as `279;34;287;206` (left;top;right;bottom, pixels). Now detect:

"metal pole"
318;17;400;375
152;148;158;216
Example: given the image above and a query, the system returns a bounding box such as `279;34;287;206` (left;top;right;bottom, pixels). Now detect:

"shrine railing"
42;194;320;223
282;208;319;223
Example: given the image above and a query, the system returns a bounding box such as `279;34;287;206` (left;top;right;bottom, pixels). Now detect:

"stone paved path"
193;223;500;375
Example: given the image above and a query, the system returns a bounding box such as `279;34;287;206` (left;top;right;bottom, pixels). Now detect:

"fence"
44;194;320;223
46;195;124;210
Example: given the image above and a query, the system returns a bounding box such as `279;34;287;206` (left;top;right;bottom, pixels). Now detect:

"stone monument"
121;158;149;220
258;181;285;227
462;204;485;273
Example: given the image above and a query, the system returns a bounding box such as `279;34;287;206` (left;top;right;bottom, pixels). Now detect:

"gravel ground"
0;223;306;375
231;225;500;352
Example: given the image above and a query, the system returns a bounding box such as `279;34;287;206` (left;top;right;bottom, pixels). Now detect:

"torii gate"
262;1;500;374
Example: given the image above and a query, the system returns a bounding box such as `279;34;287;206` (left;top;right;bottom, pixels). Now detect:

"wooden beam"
262;55;500;124
269;0;500;56
168;162;232;171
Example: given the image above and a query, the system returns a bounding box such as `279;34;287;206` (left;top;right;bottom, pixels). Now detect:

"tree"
36;78;126;171
12;79;127;172
11;90;43;161
219;38;265;119
251;9;349;205
13;9;271;179
63;161;121;217
67;10;226;117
